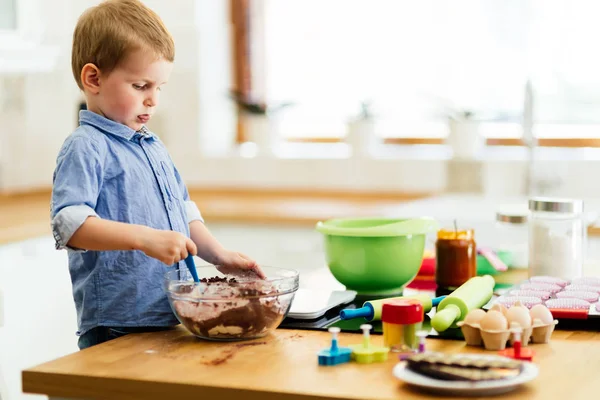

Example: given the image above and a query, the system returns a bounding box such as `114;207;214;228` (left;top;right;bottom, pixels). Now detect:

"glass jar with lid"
435;228;477;294
528;198;585;279
495;206;529;269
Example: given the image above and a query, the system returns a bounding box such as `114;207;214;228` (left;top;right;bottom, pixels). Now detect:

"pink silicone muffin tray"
490;276;600;320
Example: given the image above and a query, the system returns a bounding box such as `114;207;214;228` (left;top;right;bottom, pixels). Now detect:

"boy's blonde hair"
72;0;175;90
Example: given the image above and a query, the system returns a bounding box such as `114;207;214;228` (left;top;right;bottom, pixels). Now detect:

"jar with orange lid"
435;228;477;293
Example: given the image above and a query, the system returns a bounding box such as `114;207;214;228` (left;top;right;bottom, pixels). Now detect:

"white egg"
506;304;532;329
490;303;508;316
463;309;486;325
479;310;508;331
530;304;554;325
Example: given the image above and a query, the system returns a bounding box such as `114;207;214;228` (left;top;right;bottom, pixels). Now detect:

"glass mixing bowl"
164;265;299;341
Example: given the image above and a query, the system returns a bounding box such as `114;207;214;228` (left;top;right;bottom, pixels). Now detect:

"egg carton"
457;301;557;351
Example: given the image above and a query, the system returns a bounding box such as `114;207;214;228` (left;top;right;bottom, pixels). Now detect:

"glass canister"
528;198;585;279
435;228;477;293
495;207;529;269
382;299;423;353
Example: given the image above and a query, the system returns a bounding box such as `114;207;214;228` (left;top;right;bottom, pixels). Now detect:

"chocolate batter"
171;277;287;340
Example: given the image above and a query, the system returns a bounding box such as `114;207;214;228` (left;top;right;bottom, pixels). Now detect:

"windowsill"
238;142;352;159
228;142;600;162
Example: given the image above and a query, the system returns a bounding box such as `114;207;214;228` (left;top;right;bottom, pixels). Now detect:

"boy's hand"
139;228;197;266
214;250;266;279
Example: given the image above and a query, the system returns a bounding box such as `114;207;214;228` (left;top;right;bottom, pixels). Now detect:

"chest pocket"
160;161;181;201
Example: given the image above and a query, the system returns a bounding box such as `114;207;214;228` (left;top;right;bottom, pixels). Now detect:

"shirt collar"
79;110;157;141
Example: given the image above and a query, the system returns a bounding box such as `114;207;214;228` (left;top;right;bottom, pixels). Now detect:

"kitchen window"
0;0;58;74
233;0;600;147
0;0;17;31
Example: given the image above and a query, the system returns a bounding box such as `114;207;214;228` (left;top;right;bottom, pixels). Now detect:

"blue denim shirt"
51;110;203;336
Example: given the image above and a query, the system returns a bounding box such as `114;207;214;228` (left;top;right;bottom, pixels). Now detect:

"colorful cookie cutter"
397;330;428;361
417;330;427;353
350;324;389;363
498;325;534;362
318;327;352;366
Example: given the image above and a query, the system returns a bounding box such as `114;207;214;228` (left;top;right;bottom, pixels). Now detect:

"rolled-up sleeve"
184;200;203;224
51;136;103;251
172;163;204;224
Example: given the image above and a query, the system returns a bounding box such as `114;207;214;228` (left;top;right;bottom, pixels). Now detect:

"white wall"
1;0;600;200
0;0;234;190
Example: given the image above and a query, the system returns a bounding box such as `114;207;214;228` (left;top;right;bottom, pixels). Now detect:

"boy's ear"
81;63;102;94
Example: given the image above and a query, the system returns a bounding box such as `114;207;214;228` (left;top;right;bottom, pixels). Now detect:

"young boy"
51;0;264;350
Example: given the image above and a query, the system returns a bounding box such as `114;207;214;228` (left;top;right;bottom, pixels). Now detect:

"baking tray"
485;279;600;328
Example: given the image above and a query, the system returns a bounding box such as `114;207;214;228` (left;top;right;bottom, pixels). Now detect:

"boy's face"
93;49;173;131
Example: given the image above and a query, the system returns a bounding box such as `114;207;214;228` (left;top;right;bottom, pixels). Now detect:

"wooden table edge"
22;369;358;400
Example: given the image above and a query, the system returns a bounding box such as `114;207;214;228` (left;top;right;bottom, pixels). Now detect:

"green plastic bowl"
316;217;438;296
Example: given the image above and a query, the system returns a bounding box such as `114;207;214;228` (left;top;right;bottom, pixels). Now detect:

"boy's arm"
170;163;265;278
188;220;226;264
169;163;222;263
51;136;103;251
71;218;196;265
189;220;265;279
67;217;149;251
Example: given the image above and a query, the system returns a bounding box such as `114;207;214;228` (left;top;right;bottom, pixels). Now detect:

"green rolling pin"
339;294;446;322
431;275;495;332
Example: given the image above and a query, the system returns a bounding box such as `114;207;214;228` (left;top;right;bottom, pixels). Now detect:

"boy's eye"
133;84;145;90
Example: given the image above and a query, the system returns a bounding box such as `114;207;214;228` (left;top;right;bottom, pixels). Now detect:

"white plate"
392;355;538;396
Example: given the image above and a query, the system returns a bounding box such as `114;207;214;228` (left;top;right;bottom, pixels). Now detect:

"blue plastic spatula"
184;254;200;283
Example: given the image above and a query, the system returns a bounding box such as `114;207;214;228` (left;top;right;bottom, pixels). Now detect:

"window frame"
0;0;44;50
232;0;600;149
0;0;19;38
230;0;252;144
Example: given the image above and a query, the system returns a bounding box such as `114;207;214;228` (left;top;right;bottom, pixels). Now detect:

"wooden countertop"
22;327;600;400
0;188;427;245
4;189;600;246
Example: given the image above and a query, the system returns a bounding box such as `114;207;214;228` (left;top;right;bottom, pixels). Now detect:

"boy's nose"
144;92;158;107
